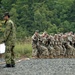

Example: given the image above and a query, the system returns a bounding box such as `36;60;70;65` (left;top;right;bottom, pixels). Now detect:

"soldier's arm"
4;22;12;42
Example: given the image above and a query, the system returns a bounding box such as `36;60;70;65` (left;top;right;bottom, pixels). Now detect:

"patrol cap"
3;12;10;18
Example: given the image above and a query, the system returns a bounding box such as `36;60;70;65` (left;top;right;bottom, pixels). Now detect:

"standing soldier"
2;12;16;67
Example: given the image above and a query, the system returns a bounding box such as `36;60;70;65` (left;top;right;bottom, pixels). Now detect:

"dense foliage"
0;0;75;39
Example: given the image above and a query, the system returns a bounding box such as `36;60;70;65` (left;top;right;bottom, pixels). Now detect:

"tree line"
0;0;75;39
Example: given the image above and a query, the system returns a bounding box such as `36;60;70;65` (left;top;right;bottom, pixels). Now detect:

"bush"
14;42;32;59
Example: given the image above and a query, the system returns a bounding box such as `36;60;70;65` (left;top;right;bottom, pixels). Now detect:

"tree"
0;0;75;39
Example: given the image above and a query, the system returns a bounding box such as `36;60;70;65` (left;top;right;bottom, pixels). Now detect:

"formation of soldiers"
32;30;75;58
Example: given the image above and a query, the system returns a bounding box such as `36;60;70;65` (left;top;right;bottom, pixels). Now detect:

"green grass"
14;42;32;59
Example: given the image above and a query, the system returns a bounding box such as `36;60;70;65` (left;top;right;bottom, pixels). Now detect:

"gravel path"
0;58;75;75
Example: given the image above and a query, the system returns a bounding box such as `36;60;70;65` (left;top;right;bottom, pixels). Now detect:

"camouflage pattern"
58;35;64;58
32;31;49;58
37;45;49;58
4;19;16;65
40;32;49;58
48;36;56;58
64;43;74;58
54;34;60;58
4;19;16;46
48;45;56;58
32;32;40;58
32;31;75;58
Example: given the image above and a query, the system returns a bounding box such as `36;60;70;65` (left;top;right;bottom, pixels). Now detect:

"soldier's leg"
54;46;60;58
5;46;11;66
11;45;15;67
73;49;75;58
50;47;56;58
60;46;65;58
63;48;66;58
32;48;39;58
65;49;68;58
40;46;49;58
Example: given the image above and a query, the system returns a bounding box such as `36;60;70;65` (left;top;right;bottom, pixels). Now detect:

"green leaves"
0;0;75;39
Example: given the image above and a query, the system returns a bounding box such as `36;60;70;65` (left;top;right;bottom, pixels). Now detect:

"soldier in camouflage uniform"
40;32;49;58
54;34;60;58
61;35;66;57
63;33;73;58
49;35;56;58
32;30;40;58
67;32;73;46
58;34;64;58
64;42;74;58
3;12;16;67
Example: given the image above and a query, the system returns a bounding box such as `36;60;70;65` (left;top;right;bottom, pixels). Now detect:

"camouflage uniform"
38;34;49;58
54;35;60;58
63;34;68;57
38;45;49;58
58;36;64;58
32;32;40;58
48;36;56;58
64;43;74;58
4;19;16;66
67;34;73;46
40;37;49;58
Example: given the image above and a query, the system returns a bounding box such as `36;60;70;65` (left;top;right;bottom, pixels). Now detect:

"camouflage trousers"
38;45;49;58
48;46;56;58
32;44;38;58
5;45;15;65
32;48;38;58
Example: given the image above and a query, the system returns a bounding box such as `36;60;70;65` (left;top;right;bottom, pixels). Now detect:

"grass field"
14;42;32;59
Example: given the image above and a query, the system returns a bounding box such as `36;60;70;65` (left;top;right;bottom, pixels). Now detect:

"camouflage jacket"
32;34;40;45
4;19;16;46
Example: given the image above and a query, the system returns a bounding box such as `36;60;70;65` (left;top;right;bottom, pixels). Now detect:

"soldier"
64;33;74;58
49;35;56;58
54;34;60;58
2;12;16;67
39;32;49;58
58;34;64;58
32;30;40;58
67;32;73;46
61;34;67;57
42;31;49;47
64;42;74;58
